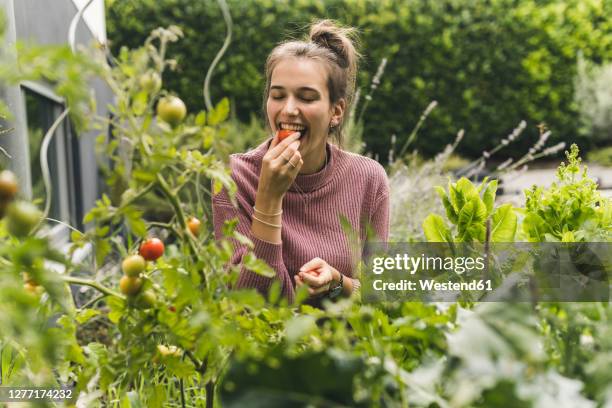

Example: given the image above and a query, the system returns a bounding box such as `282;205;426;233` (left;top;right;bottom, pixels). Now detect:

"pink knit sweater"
212;139;390;303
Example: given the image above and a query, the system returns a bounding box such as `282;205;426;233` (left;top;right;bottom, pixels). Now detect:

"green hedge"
106;0;612;160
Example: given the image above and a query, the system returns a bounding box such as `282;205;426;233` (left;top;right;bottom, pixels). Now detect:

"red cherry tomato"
277;129;295;141
139;238;165;261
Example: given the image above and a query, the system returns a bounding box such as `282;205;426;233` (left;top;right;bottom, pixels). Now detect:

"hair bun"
309;20;353;68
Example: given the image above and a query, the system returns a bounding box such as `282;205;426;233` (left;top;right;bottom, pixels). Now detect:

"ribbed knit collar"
252;139;337;193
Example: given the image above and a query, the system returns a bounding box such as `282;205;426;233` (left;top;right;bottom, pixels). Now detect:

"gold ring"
288;160;296;168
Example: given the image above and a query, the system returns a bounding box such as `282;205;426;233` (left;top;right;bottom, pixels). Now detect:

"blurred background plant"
106;0;612;162
575;53;612;148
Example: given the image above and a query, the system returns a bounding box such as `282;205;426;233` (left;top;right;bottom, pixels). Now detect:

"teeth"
280;123;306;131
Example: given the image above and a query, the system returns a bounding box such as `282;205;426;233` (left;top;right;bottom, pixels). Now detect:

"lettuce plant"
522;144;612;242
423;177;517;243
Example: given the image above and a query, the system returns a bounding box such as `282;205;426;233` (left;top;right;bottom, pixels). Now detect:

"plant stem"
205;380;215;408
62;276;125;299
79;293;106;310
180;378;186;408
398;101;438;159
156;173;207;287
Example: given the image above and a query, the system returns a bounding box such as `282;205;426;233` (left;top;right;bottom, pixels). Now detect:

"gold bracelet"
252;214;281;228
253;206;283;217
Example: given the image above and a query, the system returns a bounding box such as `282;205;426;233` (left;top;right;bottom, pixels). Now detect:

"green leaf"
208;97;230;125
243;253;275;278
132;169;156;182
561;230;575;242
75;308;102;324
448;181;464;211
482;180;498;215
491;204;517;242
195;110;207;126
435;185;458;224
522;213;547;242
132;91;148;116
476;176;490;193
422;214;451;242
285;315;317;344
107;296;126;324
457;197;487;238
456;177;479;201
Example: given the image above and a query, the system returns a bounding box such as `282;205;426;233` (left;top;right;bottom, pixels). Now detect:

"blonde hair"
262;19;361;145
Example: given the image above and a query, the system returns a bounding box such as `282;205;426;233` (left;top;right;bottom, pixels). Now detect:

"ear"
330;98;346;127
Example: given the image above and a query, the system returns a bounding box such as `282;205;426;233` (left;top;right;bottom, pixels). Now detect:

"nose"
282;96;299;116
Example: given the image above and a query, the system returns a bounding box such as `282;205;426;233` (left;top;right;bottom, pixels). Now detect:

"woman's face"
266;57;344;161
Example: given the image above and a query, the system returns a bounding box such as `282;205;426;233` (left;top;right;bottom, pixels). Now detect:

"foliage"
575;54;612;144
586;146;612;167
422;176;517;243
410;147;612;406
522;144;612;242
1;7;612;408
106;0;612;160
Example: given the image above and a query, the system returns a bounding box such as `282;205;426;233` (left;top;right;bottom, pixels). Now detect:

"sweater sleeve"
369;170;390;242
212;187;295;303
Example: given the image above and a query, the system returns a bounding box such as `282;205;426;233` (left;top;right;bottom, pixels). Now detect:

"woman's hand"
295;257;341;297
257;132;303;200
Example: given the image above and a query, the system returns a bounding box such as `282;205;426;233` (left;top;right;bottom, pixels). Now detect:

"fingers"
296;273;329;296
299;259;333;288
284;149;302;169
299;270;328;288
272;140;302;173
300;257;325;273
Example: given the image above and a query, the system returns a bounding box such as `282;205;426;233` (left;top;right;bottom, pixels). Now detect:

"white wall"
71;0;106;44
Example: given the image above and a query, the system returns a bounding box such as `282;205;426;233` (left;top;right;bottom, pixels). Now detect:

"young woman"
212;20;389;304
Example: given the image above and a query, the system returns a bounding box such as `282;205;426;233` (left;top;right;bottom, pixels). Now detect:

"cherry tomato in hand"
277;129;296;141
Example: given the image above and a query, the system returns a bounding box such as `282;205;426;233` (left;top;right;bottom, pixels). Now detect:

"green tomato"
137;290;158;309
6;201;42;237
156;95;186;127
139;71;162;93
119;276;143;296
122;254;146;277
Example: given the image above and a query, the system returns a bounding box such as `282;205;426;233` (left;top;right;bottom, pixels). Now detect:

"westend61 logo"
363;242;611;303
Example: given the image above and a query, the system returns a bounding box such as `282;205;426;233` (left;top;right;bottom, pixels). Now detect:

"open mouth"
279;122;307;139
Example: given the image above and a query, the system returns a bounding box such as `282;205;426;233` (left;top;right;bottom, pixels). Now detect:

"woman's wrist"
331;268;342;283
254;190;283;213
252;191;284;244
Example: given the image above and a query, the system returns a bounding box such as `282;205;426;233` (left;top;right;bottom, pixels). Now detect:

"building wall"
0;0;112;236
